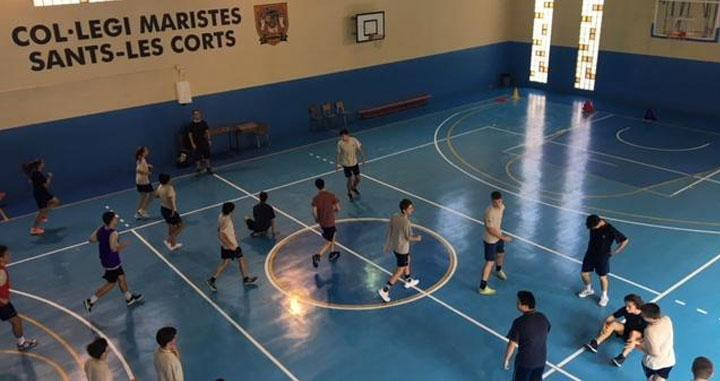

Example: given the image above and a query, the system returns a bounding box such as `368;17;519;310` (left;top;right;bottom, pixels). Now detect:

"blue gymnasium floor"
2;89;720;380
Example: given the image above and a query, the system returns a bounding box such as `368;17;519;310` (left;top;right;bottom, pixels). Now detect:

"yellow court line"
0;349;71;381
265;218;458;311
19;314;83;371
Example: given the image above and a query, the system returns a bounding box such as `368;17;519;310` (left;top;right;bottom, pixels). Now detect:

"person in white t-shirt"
336;129;365;202
479;191;512;296
206;202;258;292
134;147;154;220
636;303;675;381
691;356;714;381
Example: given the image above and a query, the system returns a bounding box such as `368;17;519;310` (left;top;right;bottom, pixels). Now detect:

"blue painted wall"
0;42;511;215
508;42;720;118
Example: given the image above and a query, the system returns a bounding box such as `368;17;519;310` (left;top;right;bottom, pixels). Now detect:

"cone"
511;87;521;101
582;100;595;114
644;108;657;122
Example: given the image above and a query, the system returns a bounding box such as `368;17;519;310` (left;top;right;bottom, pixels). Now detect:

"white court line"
213;173;581;381
8;125;492;269
11;289;136;381
675;299;687;306
697;308;709;315
615;127;711;152
670;167;720;197
360;173;661;296
130;230;300;381
501;113;614;155
589;114;616;124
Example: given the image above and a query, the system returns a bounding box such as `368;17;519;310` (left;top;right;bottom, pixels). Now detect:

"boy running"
311;178;341;268
479;191;512;296
0;245;39;351
584;294;646;367
206;202;258;291
578;214;629;307
23;159;61;236
83;212;143;312
157;174;184;251
336;129;365;201
378;199;421;303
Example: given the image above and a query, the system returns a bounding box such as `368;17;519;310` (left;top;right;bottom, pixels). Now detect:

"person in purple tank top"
83;212;143;313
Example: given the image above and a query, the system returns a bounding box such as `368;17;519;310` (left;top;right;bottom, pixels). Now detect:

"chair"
308;105;323;130
0;192;9;221
335;101;348;128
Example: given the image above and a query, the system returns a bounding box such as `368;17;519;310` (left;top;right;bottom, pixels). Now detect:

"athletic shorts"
0;303;18;321
103;266;125;283
161;207;182;226
321;226;336;241
513;366;544;381
33;190;54;209
194;142;211;160
136;184;154;193
221;247;243;260
581;254;610;276
343;165;360;178
483;240;505;261
394;251;410;267
642;364;672;379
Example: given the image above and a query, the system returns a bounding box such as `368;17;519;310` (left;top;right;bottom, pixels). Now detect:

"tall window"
574;0;605;91
529;1;555;84
34;0;117;6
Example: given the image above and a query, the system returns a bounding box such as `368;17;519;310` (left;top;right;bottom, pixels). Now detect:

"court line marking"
131;229;301;381
697;308;708;315
501;113;615;154
0;349;71;381
264;218;458;311
20;313;83;372
213;173;581;381
669;167;720;197
615;127;711;152
8;125;492;269
2;96;505;224
432;109;720;235
675;299;686;306
11;289;136;380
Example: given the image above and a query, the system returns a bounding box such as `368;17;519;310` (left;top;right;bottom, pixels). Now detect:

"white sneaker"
163;240;173;250
134;212;143;220
140;210;151;219
403;278;420;289
172;243;183;251
577;288;594;298
599;294;609;307
378;288;391;303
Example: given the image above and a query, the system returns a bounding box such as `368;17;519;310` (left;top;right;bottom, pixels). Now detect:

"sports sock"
495;265;503;272
124;291;132;301
90;295;98;304
17;337;26;345
480;280;487;289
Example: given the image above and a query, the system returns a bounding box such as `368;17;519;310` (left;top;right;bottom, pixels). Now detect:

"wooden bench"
358;94;431;119
209;122;270;152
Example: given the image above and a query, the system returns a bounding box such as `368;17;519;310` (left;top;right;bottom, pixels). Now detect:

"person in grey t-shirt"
378;199;422;303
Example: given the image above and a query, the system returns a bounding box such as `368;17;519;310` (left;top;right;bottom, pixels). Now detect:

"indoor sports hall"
1;1;719;380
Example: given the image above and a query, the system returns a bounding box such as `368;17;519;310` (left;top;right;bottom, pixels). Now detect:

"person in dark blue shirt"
504;291;551;381
584;294;647;367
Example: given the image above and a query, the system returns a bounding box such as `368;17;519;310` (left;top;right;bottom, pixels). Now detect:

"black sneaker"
312;254;321;268
243;276;258;286
351;187;360;196
206;278;217;292
206;167;214;175
584;339;599;353
17;339;38;352
83;299;94;313
328;251;341;262
126;294;144;307
611;355;625;367
347;193;354;202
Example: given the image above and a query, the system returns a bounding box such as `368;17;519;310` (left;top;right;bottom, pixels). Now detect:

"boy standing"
157;174;184;251
311;179;341;268
187;110;213;175
378;199;422;303
84;337;112;381
336;129;365;201
637;303;675;381
154;326;184;381
83;212;143;313
584;294;646;367
206;202;258;291
479;191;512;296
692;357;714;381
0;245;38;351
503;291;551;381
578;214;629;307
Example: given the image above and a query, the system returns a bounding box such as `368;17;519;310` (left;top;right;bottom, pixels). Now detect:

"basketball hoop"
367;33;384;41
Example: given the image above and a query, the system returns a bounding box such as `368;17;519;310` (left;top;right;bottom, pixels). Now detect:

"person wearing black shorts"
336;129;365;201
637;303;675;381
157;174;184;251
134;146;155;220
479;191;512;296
310;179;341;268
378;199;421;303
23;159;61;236
187;110;213;175
584;294;647;367
503;291;551;381
206;202;258;292
0;245;39;352
578;215;629;307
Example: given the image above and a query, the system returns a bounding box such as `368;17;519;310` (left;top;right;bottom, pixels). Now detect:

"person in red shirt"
0;245;38;352
311;178;341;268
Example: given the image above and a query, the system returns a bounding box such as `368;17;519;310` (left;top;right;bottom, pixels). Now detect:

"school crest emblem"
254;3;289;45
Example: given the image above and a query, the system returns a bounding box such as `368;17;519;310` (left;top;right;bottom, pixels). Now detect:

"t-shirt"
156;184;176;210
507;311;551;369
385;213;413;254
643;316;676;370
154;348;184;381
612;307;647;334
84;358;113;381
136;158;150;185
252;202;276;232
188;120;209;145
586;222;627;258
31;171;47;192
312;191;339;228
483;204;505;244
337;137;362;167
0;265;10;306
218;213;237;249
